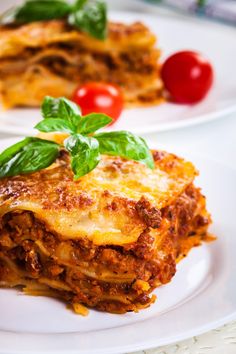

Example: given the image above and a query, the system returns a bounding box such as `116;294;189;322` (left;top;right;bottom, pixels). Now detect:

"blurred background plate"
0;8;236;135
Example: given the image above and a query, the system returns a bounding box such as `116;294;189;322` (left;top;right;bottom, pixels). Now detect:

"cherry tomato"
161;51;214;104
72;82;123;123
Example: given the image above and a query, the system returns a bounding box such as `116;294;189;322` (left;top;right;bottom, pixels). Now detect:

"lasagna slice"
0;150;211;314
0;20;163;109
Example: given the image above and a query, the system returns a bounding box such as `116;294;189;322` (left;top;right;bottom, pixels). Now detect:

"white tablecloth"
130;321;236;354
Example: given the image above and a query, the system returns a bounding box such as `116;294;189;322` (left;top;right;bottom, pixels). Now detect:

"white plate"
0;138;236;354
0;10;236;135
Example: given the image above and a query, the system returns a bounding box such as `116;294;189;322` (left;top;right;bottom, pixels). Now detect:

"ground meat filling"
0;184;210;313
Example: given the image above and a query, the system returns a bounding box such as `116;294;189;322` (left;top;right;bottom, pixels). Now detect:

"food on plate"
0;96;155;180
0;96;213;314
0;0;163;109
161;51;214;103
73;82;124;123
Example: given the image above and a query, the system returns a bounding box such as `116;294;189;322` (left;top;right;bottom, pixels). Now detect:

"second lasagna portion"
0;150;211;314
0;20;163;108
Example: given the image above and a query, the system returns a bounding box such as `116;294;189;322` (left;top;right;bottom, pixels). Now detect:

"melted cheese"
0;151;197;245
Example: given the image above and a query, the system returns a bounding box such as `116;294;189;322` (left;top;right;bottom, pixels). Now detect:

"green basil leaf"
77;113;112;134
35;118;76;134
41;96;81;131
13;0;71;23
0;137;60;178
73;0;87;9
94;131;155;169
64;134;100;179
69;0;107;40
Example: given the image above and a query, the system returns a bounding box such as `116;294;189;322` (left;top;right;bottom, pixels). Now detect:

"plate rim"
0;313;236;354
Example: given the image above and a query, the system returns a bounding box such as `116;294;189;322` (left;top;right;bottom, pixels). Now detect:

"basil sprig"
14;0;71;22
69;0;107;40
0;96;155;180
64;134;100;179
0;137;60;178
0;0;107;40
35;96;112;134
95;131;154;169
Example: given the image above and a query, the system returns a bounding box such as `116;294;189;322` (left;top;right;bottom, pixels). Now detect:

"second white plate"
0;10;236;135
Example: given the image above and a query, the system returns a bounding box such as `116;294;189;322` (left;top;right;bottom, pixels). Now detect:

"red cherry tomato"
72;82;123;124
161;51;214;104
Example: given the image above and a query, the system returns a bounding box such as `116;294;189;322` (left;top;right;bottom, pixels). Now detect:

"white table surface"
0;1;235;353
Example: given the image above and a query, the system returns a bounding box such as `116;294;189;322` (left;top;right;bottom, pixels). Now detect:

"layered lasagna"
0;20;163;108
0;149;211;314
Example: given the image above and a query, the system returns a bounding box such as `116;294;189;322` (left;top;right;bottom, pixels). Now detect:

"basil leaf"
73;0;87;9
0;137;60;178
94;131;155;169
77;113;112;135
35;118;76;134
64;134;100;179
69;0;107;40
41;96;81;131
13;0;71;23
